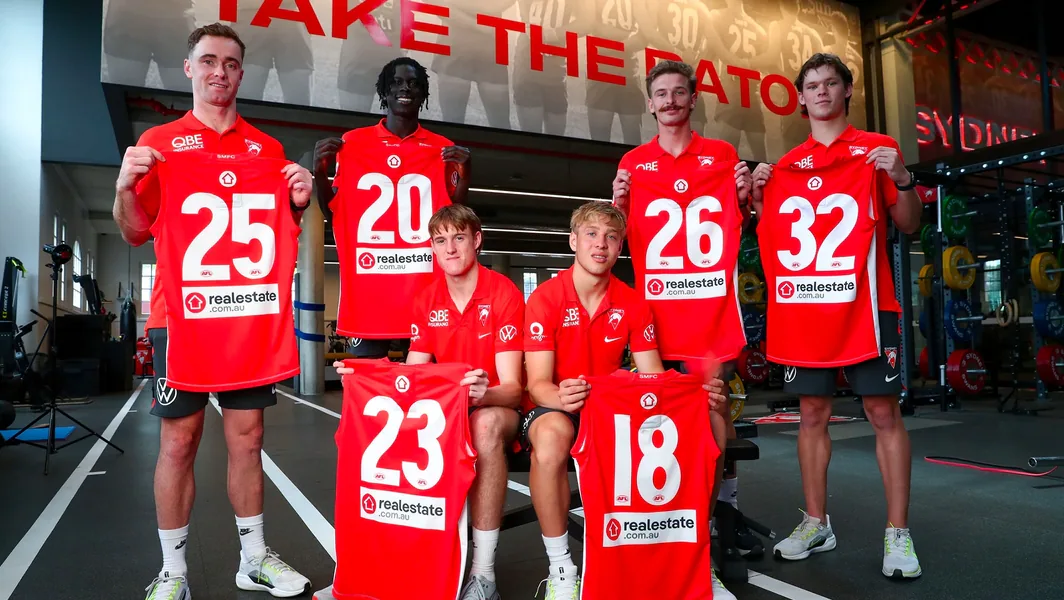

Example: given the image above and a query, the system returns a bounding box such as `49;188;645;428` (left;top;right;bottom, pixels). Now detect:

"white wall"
0;0;45;351
38;164;99;319
96;233;157;337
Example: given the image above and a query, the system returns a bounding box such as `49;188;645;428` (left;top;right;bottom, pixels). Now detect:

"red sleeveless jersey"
573;370;718;600
331;121;454;339
758;156;881;367
151;152;299;391
333;359;476;600
621;136;746;361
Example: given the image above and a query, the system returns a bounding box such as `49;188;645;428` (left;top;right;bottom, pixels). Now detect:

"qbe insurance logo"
181;284;280;319
602;509;698;546
645;272;726;300
359;487;445;531
355;247;433;275
774;275;857;304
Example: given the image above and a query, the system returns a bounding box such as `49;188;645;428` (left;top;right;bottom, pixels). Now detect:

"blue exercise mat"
2;426;75;442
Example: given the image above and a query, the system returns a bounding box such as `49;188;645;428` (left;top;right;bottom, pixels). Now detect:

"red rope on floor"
924;456;1059;478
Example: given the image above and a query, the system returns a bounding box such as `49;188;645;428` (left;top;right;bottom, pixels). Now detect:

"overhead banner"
101;0;864;162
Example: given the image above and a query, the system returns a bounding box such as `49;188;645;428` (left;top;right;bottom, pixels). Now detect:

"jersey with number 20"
573;370;718;600
758;156;880;367
152;152;299;392
331;121;454;340
333;359;476;600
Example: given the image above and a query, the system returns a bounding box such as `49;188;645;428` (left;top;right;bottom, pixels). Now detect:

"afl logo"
395;375;410;393
606;518;621;541
640;393;658;409
387;155;401;168
361;493;377;514
219;170;237;188
807;176;823;191
358;252;376;269
647;279;664;296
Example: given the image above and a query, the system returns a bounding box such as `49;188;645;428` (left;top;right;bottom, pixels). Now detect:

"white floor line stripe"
87;471;106;476
208;397;336;562
0;380;146;600
276;388;340;419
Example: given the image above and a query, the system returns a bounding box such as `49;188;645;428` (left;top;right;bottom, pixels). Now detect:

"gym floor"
2;380;1062;600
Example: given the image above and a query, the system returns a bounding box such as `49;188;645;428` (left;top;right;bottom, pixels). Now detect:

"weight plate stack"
919;307;929;339
737;272;764;304
737;348;768;383
942;195;970;240
1028;207;1053;249
946;349;986;395
1031;251;1062;293
920;224;935;257
1036;345;1064;387
945;299;978;343
943;245;977;290
1033;300;1064;340
728;374;746;421
738;233;759;270
918;264;934;297
742;310;766;344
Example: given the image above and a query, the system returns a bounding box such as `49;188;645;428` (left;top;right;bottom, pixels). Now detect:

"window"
72;240;82;310
60;222;67;303
984;259;1002;309
522;271;538;301
89;253;95;278
52;214;58;246
141;263;156;314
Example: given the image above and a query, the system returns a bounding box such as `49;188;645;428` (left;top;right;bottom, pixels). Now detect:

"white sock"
236;514;267;560
718;477;738;510
159;525;189;577
542;533;576;576
469;527;499;582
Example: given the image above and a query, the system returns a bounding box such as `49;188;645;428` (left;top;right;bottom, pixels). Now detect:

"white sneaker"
144;572;191;600
883;527;922;579
460;574;501;600
773;511;837;560
712;571;737;600
535;565;580;600
235;548;310;597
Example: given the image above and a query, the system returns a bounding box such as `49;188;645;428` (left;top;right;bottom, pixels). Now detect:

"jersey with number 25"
758;156;881;367
152;152;299;391
331;122;454;340
574;369;718;600
333;359;476;600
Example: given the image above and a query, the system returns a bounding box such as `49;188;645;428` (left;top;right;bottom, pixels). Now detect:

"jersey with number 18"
152;152;299;392
757;156;880;367
331;120;455;340
573;369;718;600
332;359;476;600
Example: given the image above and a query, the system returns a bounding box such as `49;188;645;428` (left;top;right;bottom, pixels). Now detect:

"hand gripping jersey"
331;123;453;339
573;370;718;600
333;359;476;600
151;152;299;391
758;156;881;367
626;157;746;362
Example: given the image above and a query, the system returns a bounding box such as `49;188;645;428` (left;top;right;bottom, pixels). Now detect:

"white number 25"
182;193;277;282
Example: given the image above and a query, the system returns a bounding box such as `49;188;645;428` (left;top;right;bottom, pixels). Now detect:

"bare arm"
313;137;342;221
478;350;523;409
527;350;563;409
406;351;434;365
890;188;922;235
113;145;165;246
631;349;665;374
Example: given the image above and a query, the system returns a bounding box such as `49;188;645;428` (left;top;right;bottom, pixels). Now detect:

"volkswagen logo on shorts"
156;378;177;406
784;366;797;383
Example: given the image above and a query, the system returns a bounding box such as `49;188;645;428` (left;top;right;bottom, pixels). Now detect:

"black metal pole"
944;4;963;155
1037;0;1054;133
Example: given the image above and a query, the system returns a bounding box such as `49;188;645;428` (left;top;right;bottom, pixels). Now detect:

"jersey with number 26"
152;152;299;392
331;122;454;339
573;370;718;600
758;156;880;367
333;359;476;600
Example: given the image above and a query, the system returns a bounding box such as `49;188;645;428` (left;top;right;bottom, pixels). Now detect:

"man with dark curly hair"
312;57;472;359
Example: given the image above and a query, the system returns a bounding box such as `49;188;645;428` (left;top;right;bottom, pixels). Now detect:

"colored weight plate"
942;195;971;240
1033;300;1064;340
738;348;768;383
1028;207;1053;249
943;245;977;290
742;310;766;344
918;347;930;380
737;272;764;304
1035;345;1064;387
728;373;746;422
919;307;928;339
945;299;979;343
918;264;934;298
1031;251;1062;293
738;232;759;269
920;224;935;257
945;349;986;395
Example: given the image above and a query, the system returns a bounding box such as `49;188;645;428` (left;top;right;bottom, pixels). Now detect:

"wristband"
895;170;916;192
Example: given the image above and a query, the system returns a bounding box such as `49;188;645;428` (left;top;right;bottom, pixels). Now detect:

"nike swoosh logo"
604;337;623;343
478;333;491;339
885;374;899;382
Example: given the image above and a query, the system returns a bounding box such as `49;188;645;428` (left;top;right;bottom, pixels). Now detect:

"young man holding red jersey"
521;202;728;599
610;60;759;594
312;57;472;360
112;24;314;600
750;53;924;579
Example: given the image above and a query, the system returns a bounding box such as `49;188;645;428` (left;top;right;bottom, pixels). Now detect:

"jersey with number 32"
152;152;299;392
333;359;476;600
331;123;454;339
758;157;880;367
573;369;717;600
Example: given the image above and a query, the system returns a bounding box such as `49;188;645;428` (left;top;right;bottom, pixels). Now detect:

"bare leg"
155;410;207;529
478;82;513;130
469;407;520;530
517;105;546;134
862;396;911;528
277;68;312;106
436;74;473;124
527;413;575;537
587;108;614;142
797;396;833;520
222;408;265;518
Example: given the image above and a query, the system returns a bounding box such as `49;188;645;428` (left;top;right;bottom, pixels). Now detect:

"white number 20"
358;173;432;245
182;193;276;282
777;193;858;272
613;414;681;506
361;396;445;490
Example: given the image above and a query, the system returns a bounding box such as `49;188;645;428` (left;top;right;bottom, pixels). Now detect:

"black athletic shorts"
662;359;738;381
782;311;903;397
519;405;579;452
148;328;277;419
347;338;406;359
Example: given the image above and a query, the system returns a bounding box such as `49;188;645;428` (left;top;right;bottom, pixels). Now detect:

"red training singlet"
573;369;718;600
622;138;746;361
333;359;476;600
758;156;881;367
331;120;454;339
151;152;299;391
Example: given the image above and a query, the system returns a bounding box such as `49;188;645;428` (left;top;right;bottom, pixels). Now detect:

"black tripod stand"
3;244;123;474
